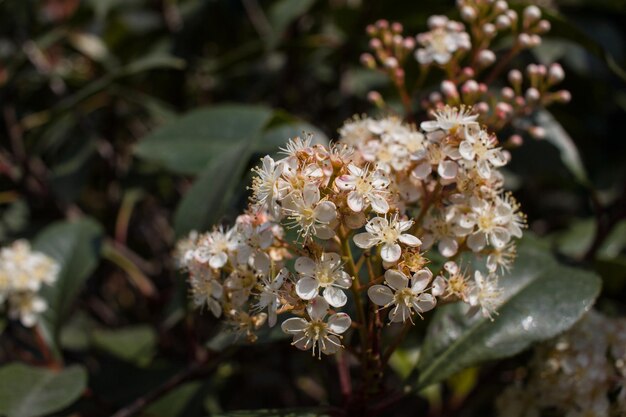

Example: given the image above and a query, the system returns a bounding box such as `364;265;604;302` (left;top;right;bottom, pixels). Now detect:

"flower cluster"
497;310;626;417
176;106;524;357
0;240;59;327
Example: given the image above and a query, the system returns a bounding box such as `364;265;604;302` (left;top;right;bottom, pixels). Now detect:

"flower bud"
506;10;518;23
528;125;546;139
366;24;377;36
441;80;459;98
360;53;376;69
536;19;551;34
508;134;524;147
496;102;513;118
462;79;479;95
460;5;477;21
525;87;540;102
508;69;523;86
517;33;532;48
529;34;542;47
477;49;496;67
369;38;382;50
555;90;571;103
428;15;447;29
496;15;511;30
494;0;509;13
501;86;515;100
403;37;416;50
376;19;389;30
523;5;542;26
483;23;497;37
462;66;475;79
367;90;384;107
429;91;443;104
476;102;490;114
391;22;403;33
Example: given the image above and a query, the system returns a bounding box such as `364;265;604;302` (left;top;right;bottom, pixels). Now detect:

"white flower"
280;135;313;158
281;296;351;357
421;105;478;133
415;16;471;66
283;184;337;240
422;207;470;257
8;292;47;327
461;196;521;252
458;127;507;179
411;142;459;181
354;215;422;263
194;227;238;269
254;268;288;327
467;271;501;319
335;164;390;214
251;155;285;216
368;269;436;323
294;253;352;307
189;273;223;317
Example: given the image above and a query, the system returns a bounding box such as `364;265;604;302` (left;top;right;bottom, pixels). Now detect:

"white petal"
314;201;337;223
477;159;491;179
413;293;436;313
432;276;447;296
368;194;389;214
209;252;228;269
327;312;352;334
420;120;439;132
322;252;341;266
306;295;329;321
412;162;432;179
381;243;402;263
489;228;510;249
438;237;459;257
323;286;347;308
303;184;320;207
281;317;308;334
295;256;316;275
385;269;409;290
389;304;411;323
438;161;458;179
315;226;335;240
398;233;421;247
353;232;377;249
296;277;319;300
322;335;341;355
367;285;394;306
293;334;311;350
467;232;487;252
347;192;364;212
335;175;356;190
366;217;388;233
411;270;432;292
459;141;475;160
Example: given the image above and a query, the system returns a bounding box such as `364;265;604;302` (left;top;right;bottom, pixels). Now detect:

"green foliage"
0;363;87;417
215;409;332;417
33;219;104;352
414;242;601;389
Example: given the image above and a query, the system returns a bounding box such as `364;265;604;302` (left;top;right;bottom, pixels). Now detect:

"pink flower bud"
508;69;522;86
477;49;496;67
360;53;376;69
528;125;546;139
523;5;542;25
366;24;377;36
537;20;551;34
501;87;515;100
529;34;542;47
508;134;524;147
429;91;443;103
555;90;571;103
460;5;477;21
478;83;488;94
367;90;384;106
496;15;511;30
525;87;540;102
496;102;513;118
462;79;479;95
476;102;490;113
495;0;509;13
483;23;497;37
518;33;532;48
506;10;518;23
369;38;382;50
462;67;475;78
428;15;448;29
376;19;389;30
391;22;403;33
403;37;416;50
441;80;459;98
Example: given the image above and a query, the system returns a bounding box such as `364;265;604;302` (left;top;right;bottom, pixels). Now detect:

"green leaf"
414;242;601;389
214;409;332;417
267;0;317;49
0;363;87;417
135;105;273;174
258;120;329;153
145;382;202;417
173;143;249;237
33;218;104;348
91;325;157;367
535;110;589;186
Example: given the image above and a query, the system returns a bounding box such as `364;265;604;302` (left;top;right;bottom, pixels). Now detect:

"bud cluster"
497;310;626;417
0;240;59;327
176;106;526;357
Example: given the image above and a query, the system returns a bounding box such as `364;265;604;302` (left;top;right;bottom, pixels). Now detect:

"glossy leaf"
33;218;104;348
92;325;157;367
414;243;601;389
0;363;87;417
536;110;589;186
135;105;273;174
173;143;249;237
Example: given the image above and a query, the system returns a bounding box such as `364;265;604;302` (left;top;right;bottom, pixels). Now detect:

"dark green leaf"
0;363;87;417
414;242;601;389
173;143;249;237
135;105;273;174
267;0;317;49
92;325;157;367
214;408;332;417
33;218;104;348
536;110;589;186
145;382;202;417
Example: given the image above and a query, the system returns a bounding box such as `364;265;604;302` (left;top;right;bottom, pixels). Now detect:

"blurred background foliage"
0;0;625;416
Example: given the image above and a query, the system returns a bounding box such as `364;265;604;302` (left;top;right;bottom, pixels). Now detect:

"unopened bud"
429;91;443;103
501;86;515;100
476;102;490;114
494;0;509;13
536;20;551;34
428;15;448;29
496;102;513;118
369;38;382;50
478;83;488;94
376;19;389;30
460;5;477;22
555;90;571;103
366;24;377;36
483;23;497;37
517;33;532;48
477;49;496;67
508;134;524;147
528;125;546;139
508;69;523;86
441;80;459;98
403;37;416;50
506;10;518;23
523;5;542;26
391;22;403;33
462;67;475;79
367;90;384;107
462;79;479;95
529;34;542;47
525;87;540;102
496;15;511;30
360;53;376;69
